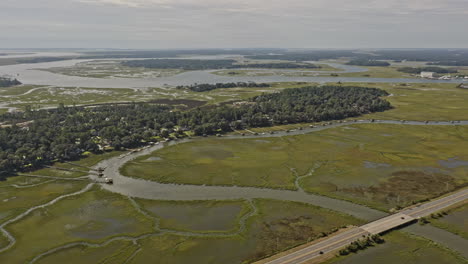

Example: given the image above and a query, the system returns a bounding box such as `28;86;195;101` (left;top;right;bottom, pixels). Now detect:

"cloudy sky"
0;0;467;49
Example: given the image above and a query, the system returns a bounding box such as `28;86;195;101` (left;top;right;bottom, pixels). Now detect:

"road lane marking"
404;192;468;217
270;190;468;264
267;228;369;264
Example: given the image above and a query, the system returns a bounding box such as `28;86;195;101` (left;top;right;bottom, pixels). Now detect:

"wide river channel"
1;54;467;88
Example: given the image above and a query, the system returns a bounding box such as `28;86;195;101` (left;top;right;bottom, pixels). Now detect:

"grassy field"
234;82;468;134
355;82;468;121
0;180;87;224
126;199;362;264
0;82;310;111
135;199;249;233
430;203;468;239
35;240;140;264
0;85;42;96
5;197;362;264
122;124;468;211
333;66;415;78
30;151;124;178
2;82;467;123
40;60;185;79
0;186;154;264
0;233;9;249
212;64;341;77
324;231;466;264
121;138;296;189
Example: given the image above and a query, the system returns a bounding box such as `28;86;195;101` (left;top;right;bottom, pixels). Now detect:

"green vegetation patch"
135;199;249;232
32;151;124;178
35;240;140;264
121;138;295;189
0;83;292;111
346;59;390;67
128;199;362;264
324;231;467;264
0;77;21;88
0;180;87;224
0;187;154;264
0;85;41;96
333;66;415;78
0;233;8;250
41;60;185;79
354;82;468;121
123;124;468;210
294;124;468;210
430;203;468;239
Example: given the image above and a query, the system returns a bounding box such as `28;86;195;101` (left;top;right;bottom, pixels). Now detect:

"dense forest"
0;77;22;87
428;60;468;66
371;49;468;63
346;59;390;67
177;82;271;92
18;57;71;64
0;86;391;178
79;49;283;59
245;49;468;65
397;66;458;74
122;59;319;70
245;51;357;61
230;63;320;69
122;59;236;70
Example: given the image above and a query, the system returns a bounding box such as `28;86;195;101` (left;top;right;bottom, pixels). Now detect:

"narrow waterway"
92;120;468;222
2;119;467;262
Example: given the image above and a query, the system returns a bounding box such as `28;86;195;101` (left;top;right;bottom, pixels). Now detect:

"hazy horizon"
1;0;467;49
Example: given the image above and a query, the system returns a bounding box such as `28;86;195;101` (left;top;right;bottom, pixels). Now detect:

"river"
1;55;467;88
90;120;468;222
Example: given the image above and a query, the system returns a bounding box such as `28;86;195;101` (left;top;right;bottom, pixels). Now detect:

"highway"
265;189;468;264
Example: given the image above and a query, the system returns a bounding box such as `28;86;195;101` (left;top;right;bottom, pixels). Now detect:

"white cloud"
0;0;467;48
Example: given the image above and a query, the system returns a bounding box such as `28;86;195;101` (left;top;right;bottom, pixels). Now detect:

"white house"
420;72;435;78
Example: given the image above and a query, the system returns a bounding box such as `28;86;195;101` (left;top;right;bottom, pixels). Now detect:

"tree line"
245;49;468;66
230;63;320;69
346;59;390;67
0;77;22;87
121;59;319;70
0;85;391;178
177;82;271;92
428;60;468;66
397;66;458;74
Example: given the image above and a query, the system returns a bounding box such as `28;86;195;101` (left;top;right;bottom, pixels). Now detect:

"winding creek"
1;119;468;262
91;119;468;221
1;54;468;261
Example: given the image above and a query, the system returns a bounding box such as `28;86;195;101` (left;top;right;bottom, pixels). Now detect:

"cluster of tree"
428;60;468;66
230;63;320;69
10;49;285;65
397;66;458;74
0;86;391;178
339;235;385;256
18;57;70;64
371;49;468;63
177;82;271;92
245;49;468;66
346;59;390;67
122;59;320;70
122;59;237;70
245;50;358;61
0;77;22;87
78;49;283;59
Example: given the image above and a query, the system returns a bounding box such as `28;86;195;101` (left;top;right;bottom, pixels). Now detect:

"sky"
0;0;467;49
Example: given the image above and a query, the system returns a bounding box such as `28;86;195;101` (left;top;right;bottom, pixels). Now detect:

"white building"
421;72;435;78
